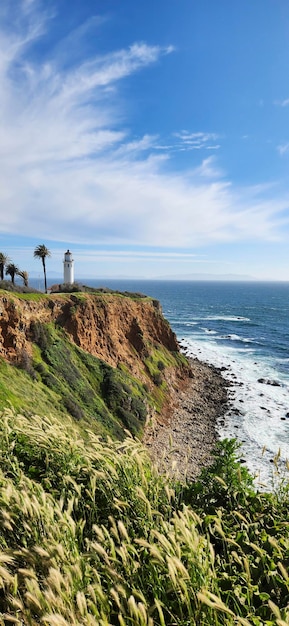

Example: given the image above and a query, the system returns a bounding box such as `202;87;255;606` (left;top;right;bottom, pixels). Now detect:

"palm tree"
5;263;19;284
0;252;10;281
34;244;51;293
18;270;29;287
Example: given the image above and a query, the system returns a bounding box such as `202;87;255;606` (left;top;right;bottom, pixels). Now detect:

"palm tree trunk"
42;258;47;293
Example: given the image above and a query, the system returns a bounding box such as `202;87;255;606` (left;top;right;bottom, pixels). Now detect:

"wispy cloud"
274;98;289;107
75;250;205;261
174;131;220;151
193;156;224;178
0;1;289;254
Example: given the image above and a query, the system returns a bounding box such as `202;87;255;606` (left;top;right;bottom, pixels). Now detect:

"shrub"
29;320;51;350
131;396;147;422
63;395;84;421
183;438;254;513
18;349;37;380
0;280;39;294
152;371;162;386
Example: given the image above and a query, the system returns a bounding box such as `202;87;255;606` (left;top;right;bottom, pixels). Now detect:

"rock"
143;356;229;482
257;378;281;387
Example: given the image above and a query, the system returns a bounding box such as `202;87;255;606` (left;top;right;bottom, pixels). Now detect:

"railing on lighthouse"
63;249;74;284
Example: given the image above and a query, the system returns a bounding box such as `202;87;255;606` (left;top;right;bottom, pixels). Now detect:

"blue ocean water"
80;279;289;484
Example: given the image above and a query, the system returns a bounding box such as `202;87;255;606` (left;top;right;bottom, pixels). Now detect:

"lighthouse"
63;249;74;284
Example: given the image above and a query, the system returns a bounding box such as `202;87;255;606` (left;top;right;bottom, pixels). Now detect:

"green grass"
0;357;70;420
144;346;184;411
145;345;184;375
8;292;48;301
0;409;288;624
0;320;156;440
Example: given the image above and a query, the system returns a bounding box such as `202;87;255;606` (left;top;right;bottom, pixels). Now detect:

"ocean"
78;279;289;485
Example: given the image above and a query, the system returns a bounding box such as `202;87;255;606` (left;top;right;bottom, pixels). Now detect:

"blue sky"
1;0;289;281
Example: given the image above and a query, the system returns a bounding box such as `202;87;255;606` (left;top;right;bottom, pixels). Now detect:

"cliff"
0;290;189;438
0;290;184;376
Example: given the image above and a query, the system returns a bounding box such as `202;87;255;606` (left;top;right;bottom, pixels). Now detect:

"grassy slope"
0;409;288;625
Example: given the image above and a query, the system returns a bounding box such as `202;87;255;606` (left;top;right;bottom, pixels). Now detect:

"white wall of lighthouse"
63;249;74;284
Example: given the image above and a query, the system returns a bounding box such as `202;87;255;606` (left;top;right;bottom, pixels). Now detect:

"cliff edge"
0;291;187;378
0;290;190;439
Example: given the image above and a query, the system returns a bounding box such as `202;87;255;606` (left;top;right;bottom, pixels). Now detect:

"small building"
63;249;74;284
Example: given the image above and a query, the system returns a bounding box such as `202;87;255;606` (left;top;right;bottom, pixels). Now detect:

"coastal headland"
0;287;227;472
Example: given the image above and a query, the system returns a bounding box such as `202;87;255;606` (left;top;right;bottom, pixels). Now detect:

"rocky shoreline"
144;357;229;481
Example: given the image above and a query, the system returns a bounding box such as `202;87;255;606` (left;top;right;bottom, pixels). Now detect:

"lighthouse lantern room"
63;249;74;284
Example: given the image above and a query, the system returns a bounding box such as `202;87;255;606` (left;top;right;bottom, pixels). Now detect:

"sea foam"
180;336;289;486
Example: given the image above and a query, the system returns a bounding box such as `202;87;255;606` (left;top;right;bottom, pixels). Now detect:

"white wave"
180;335;289;486
173;320;198;326
220;334;254;343
232;348;256;353
189;315;250;322
206;315;251;322
201;327;217;334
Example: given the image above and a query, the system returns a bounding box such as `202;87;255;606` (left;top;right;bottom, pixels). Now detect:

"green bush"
63;395;84;421
152;371;162;386
30;320;51;350
184;438;254;514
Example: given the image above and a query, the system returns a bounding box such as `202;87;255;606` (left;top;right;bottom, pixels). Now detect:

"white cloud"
0;1;289;254
277;143;289;156
75;250;206;262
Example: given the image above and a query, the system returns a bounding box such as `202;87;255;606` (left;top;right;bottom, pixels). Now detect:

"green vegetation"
0;285;46;298
0;409;288;624
144;346;186;410
0;357;66;418
0;320;151;439
50;282;151;300
0;286;183;436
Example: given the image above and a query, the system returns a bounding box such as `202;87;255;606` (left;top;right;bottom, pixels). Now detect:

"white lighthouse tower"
63;249;74;284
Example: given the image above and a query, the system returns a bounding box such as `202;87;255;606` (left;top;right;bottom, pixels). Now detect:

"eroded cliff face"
0;292;186;386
